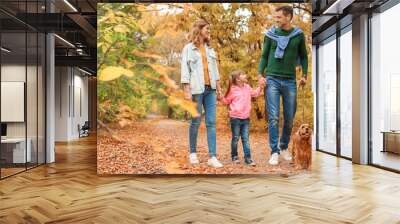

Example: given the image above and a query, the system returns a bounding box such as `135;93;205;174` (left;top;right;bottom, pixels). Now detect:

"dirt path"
97;117;303;175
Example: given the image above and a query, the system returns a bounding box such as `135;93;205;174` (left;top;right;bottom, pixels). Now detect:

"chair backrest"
82;121;90;129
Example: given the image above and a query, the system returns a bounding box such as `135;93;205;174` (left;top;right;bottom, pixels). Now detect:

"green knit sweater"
258;27;308;78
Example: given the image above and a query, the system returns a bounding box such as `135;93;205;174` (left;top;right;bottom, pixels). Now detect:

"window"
339;28;352;158
317;36;337;154
0;1;46;179
371;3;400;171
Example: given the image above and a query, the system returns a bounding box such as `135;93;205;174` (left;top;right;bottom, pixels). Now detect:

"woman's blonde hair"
225;70;244;97
188;19;210;46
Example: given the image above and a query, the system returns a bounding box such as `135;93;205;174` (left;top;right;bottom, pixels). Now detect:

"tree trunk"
168;107;173;119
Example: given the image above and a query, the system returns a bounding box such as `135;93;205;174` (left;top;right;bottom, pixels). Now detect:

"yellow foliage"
122;59;135;68
103;34;112;44
117;103;135;128
141;71;159;82
131;50;163;59
158;88;167;96
99;66;134;81
149;64;175;76
99;10;118;24
115;11;127;17
150;100;159;113
114;24;129;33
135;4;149;12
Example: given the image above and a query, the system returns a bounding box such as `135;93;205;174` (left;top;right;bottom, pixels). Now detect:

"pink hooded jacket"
221;84;262;119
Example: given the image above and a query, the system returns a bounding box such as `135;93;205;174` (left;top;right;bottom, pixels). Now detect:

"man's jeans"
189;88;217;157
230;118;251;159
265;76;297;155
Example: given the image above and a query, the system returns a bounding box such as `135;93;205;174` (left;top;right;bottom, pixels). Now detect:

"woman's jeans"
230;118;251;159
265;76;297;155
189;87;217;157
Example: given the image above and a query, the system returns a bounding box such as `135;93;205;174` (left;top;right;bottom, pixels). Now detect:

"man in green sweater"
258;6;308;166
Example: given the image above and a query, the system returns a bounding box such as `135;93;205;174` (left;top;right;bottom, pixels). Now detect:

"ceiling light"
323;0;355;15
54;34;75;48
78;67;93;76
1;47;11;53
63;0;78;12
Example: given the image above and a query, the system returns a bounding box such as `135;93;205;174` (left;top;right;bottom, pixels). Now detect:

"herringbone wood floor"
1;136;400;224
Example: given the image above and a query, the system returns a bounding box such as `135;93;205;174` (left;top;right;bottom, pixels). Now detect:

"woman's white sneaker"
281;150;292;161
189;153;199;164
207;157;223;168
268;153;279;165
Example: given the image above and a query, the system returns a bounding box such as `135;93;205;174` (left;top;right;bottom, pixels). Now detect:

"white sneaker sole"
207;161;223;168
282;156;292;161
269;161;279;166
281;150;292;161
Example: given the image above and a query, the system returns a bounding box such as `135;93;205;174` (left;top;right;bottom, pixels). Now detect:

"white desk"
1;138;31;163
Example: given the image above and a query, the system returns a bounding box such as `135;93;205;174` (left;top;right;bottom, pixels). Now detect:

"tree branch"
292;3;312;15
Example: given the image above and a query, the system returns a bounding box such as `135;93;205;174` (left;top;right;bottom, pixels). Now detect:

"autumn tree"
97;3;313;131
97;3;198;128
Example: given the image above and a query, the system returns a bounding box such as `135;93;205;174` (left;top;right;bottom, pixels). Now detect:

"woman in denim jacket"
180;19;223;168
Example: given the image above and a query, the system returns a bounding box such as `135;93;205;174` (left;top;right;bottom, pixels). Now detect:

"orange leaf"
149;64;175;76
167;95;199;117
159;74;179;90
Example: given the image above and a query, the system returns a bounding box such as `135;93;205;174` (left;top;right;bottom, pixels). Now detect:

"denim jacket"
180;43;220;94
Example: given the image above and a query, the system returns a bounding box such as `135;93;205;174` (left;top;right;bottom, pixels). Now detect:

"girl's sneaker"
281;149;292;161
232;156;240;164
244;157;256;166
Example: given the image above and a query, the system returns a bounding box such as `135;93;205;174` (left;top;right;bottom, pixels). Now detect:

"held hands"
184;89;192;101
216;88;224;101
216;84;224;101
259;80;266;88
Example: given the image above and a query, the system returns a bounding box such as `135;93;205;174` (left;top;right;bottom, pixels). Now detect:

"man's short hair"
276;6;293;19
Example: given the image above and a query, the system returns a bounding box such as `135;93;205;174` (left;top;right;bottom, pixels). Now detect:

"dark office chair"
78;121;90;138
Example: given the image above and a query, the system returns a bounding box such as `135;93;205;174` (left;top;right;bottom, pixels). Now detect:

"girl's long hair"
225;70;243;97
188;19;210;47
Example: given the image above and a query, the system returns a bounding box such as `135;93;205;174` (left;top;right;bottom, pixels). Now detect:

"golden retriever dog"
292;124;312;170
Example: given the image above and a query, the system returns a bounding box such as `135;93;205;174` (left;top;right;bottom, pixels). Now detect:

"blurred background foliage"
97;3;313;131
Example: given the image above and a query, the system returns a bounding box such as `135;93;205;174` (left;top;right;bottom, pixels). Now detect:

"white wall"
54;67;89;141
1;65;27;138
72;73;89;138
55;66;69;141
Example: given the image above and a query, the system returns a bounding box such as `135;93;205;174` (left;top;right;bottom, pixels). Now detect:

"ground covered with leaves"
97;117;306;175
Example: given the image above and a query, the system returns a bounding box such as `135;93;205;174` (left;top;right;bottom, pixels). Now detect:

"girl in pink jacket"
218;70;264;166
